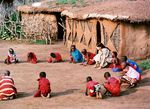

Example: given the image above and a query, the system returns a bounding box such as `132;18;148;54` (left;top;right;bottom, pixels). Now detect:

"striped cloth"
0;76;17;100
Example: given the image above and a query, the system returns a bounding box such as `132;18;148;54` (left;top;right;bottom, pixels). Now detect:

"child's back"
34;72;51;98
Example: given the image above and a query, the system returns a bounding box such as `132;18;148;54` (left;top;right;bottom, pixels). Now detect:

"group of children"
0;43;142;100
4;48;63;65
69;43;142;98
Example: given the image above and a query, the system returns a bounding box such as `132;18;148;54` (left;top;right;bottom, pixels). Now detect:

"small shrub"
139;59;150;70
56;0;77;5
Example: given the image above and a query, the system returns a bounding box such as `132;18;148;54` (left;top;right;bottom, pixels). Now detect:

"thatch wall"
21;13;58;41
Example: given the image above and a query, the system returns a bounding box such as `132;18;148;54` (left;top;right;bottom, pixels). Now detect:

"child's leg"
94;61;100;68
129;78;138;88
121;76;131;84
34;90;41;97
69;56;75;63
88;60;95;65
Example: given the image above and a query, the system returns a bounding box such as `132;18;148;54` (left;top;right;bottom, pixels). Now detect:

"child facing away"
81;49;95;66
5;48;19;64
103;72;121;97
85;76;102;99
0;70;17;100
120;62;140;88
34;72;51;98
27;52;37;64
47;52;62;63
70;45;83;63
109;51;122;72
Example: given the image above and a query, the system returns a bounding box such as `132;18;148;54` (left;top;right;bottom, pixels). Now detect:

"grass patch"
33;40;46;44
139;59;150;70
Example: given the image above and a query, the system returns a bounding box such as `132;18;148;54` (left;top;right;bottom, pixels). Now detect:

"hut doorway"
96;21;101;44
55;12;65;41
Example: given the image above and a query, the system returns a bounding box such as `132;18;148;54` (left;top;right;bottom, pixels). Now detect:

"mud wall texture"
65;18;121;54
65;17;150;60
121;23;150;60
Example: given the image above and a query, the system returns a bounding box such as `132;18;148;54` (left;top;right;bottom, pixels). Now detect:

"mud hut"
17;0;88;43
62;0;150;60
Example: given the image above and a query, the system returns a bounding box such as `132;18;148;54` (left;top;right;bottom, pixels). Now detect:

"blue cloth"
112;68;122;72
71;49;83;63
127;59;142;74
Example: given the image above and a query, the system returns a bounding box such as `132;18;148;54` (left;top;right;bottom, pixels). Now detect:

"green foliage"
33;40;46;44
56;0;77;5
0;12;25;40
139;59;150;70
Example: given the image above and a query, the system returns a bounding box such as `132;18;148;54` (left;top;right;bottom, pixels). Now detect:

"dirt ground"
0;41;150;109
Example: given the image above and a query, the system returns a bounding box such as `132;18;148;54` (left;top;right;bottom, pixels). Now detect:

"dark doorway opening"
55;12;66;41
96;21;101;44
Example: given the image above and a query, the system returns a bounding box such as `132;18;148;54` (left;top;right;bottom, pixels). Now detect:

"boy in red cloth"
81;49;95;66
85;76;102;99
27;52;37;64
34;72;51;98
104;72;121;96
47;52;62;63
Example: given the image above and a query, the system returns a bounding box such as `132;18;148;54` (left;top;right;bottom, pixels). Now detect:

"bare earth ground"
0;41;150;109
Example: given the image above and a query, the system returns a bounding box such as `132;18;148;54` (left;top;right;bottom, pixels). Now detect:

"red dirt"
0;41;150;109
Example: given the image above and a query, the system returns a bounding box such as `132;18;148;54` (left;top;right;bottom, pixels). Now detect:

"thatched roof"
17;0;94;14
62;0;150;23
17;0;150;23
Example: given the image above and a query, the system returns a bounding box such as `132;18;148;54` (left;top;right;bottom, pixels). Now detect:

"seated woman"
5;48;19;64
47;52;62;63
81;49;95;66
93;43;112;69
27;52;37;64
109;51;122;72
70;45;83;63
120;62;140;88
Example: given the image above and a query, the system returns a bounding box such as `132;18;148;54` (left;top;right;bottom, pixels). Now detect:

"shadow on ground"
17;92;33;99
51;89;79;98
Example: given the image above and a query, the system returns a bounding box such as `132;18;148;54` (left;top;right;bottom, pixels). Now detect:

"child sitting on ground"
47;52;62;63
121;56;142;74
27;52;37;64
85;76;102;99
120;62;140;88
34;72;51;98
70;45;83;63
5;48;19;64
103;72;121;97
81;49;95;66
0;70;17;100
109;51;122;72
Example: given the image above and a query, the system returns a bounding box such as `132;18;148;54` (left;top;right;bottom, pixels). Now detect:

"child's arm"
85;88;88;96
